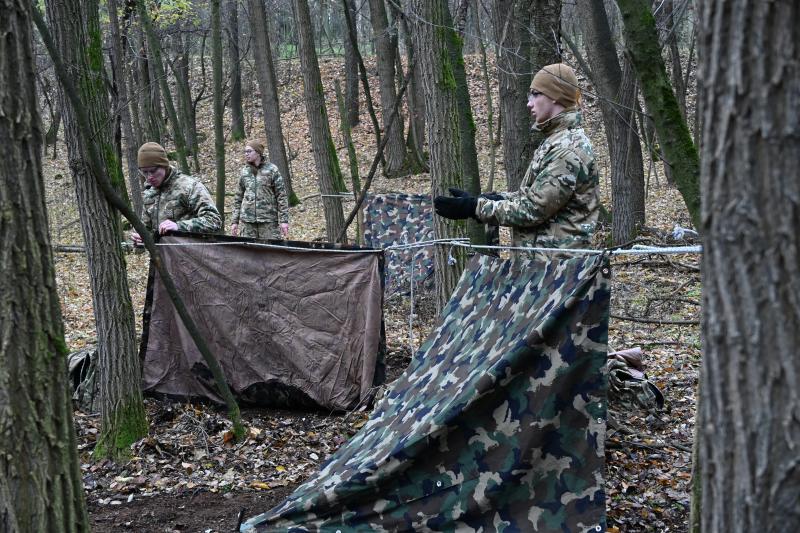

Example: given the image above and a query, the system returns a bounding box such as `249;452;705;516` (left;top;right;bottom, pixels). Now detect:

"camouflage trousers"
240;221;281;240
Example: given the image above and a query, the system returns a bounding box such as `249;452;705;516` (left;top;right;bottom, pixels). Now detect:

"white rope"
408;248;416;353
155;241;383;254
385;238;470;251
384;238;701;255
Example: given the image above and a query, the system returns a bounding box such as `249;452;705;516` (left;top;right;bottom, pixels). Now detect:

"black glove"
434;194;478;220
450;187;504;202
481;191;504;201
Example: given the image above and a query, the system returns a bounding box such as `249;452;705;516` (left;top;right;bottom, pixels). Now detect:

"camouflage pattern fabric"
141;166;221;234
232;162;289;226
239;221;282;240
608;358;664;412
476;109;600;261
362;193;434;295
241;253;610;532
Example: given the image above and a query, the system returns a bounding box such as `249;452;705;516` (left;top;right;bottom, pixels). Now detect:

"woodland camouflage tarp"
140;233;385;411
242;252;611;532
362;193;434;295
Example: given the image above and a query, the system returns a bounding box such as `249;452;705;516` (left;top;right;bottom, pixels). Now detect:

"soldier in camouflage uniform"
130;142;221;246
435;63;599;261
230;141;289;240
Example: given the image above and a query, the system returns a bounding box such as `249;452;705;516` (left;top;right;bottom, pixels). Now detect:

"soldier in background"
131;142;222;246
230;141;289;240
434;63;599;261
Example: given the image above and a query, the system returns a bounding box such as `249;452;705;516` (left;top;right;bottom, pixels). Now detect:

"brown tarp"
140;233;385;411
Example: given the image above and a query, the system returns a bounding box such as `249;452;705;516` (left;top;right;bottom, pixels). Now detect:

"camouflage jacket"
231;162;289;225
476;109;599;251
141;167;222;234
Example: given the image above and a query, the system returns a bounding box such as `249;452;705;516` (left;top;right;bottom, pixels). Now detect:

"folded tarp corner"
140;233;386;411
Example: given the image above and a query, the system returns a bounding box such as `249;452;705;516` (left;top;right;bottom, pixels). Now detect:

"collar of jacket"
159;166;178;189
532;108;582;136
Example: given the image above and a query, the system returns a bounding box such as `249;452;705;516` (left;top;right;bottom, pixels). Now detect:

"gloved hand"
434;194;478;220
449;187;503;202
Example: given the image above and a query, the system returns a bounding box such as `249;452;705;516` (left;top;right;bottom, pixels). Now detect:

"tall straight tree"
342;0;360;126
227;0;246;140
578;0;645;244
615;0;700;229
529;0;562;150
410;0;469;310
368;0;407;175
45;0;147;460
0;2;89;529
292;0;347;241
491;0;534;192
211;0;226;224
248;0;298;205
136;0;190;172
698;1;800;531
108;0;143;217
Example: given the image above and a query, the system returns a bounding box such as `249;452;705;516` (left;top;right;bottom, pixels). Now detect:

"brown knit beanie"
531;63;580;108
246;141;265;156
137;142;170;168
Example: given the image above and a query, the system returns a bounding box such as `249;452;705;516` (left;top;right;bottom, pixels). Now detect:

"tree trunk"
170;32;200;172
660;0;686;117
108;0;143;218
368;0;407;175
0;4;89;530
343;0;360;126
393;0;427;169
335;79;364;244
136;0;190;172
45;0;147;460
491;0;534;192
249;0;299;205
616;0;700;229
293;0;347;241
578;0;645;244
227;0;246;140
137;30;161;143
410;0;468;311
698;2;800;531
529;0;562;152
211;0;226;226
474;0;497;190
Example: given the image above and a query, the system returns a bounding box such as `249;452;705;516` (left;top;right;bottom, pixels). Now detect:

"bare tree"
578;0;645;243
227;0;247;140
698;1;800;531
410;0;469;310
248;0;299;204
342;0;360;126
0;3;89;529
45;0;148;460
292;0;347;241
212;0;227;225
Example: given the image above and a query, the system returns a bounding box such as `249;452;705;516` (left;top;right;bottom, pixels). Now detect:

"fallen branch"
611;313;699;325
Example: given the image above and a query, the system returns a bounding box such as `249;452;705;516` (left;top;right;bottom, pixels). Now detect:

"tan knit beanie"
531;63;580;108
137;142;170;168
246;141;265;156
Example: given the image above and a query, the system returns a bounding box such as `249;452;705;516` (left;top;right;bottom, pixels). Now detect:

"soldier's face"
527;90;557;124
139;166;167;188
245;146;262;165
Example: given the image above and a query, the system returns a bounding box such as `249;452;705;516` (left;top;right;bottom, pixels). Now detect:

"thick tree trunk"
578;0;645;244
491;0;534;192
616;0;700;229
249;0;298;205
211;0;226;226
368;0;407;175
227;0;246;140
410;0;468;311
698;2;800;531
136;0;190;172
293;0;347;241
0;4;89;530
474;0;496;190
108;0;143;217
342;0;360;126
45;0;147;461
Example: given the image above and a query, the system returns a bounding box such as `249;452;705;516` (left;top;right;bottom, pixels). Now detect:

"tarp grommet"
436;480;442;488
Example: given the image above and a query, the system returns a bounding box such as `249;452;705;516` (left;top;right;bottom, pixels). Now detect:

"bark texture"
227;0;246;140
368;0;407;175
343;0;360;126
616;0;700;229
578;0;645;244
698;1;800;531
249;0;298;204
46;0;148;460
211;0;226;224
0;2;89;530
410;0;468;310
293;0;347;241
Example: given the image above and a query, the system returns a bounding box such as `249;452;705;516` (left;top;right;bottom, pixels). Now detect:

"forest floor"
45;54;701;532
